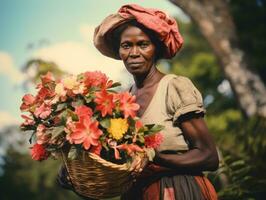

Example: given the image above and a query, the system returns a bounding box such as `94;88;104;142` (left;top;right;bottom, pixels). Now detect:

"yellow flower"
108;118;129;140
55;82;66;96
63;76;78;90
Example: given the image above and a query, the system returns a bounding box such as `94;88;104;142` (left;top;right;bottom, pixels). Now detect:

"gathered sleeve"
166;76;205;123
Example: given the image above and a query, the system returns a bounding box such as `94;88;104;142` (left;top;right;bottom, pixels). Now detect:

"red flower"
75;105;93;118
36;87;54;102
83;71;110;88
90;141;102;156
118;92;140;118
40;71;54;85
94;90;115;117
31;144;49;161
135;120;143;132
67;116;103;150
144;133;164;148
20;94;35;111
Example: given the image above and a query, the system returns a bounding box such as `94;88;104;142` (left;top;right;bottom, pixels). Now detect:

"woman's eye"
120;43;130;49
140;43;149;48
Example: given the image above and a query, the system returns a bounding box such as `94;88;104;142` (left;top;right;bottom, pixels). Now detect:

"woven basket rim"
86;152;131;171
60;149;132;172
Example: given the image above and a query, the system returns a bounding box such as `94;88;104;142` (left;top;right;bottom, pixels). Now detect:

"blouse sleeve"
166;76;205;123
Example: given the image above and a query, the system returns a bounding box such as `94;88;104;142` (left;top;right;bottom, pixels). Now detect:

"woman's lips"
127;62;144;67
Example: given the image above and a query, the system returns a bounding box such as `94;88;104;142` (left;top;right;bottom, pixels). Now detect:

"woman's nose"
129;46;140;57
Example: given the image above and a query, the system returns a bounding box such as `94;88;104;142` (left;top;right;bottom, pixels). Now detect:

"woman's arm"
153;117;219;172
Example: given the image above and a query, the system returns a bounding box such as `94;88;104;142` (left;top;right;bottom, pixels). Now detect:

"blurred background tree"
0;0;265;199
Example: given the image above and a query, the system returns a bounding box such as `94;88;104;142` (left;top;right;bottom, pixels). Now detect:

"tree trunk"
169;0;266;118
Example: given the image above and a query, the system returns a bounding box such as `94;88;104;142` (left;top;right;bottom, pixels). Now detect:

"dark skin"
119;26;219;173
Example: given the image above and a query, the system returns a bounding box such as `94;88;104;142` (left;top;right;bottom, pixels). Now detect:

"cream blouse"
135;74;205;152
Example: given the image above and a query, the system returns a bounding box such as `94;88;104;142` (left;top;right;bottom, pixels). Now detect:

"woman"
59;4;219;200
94;4;219;200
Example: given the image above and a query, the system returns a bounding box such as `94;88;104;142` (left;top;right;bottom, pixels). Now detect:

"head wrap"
93;4;183;59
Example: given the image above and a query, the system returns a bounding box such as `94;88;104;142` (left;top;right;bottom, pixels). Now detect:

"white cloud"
32;40;132;87
0;51;26;84
79;23;96;44
0;111;20;129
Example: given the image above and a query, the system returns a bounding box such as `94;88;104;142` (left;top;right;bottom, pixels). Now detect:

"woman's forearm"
153;148;219;172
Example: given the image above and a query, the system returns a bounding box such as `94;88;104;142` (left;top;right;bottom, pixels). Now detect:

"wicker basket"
61;149;133;199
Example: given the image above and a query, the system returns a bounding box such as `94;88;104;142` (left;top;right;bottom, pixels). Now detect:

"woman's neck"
133;66;163;88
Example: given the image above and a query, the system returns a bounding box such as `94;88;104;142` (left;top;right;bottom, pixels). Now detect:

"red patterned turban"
93;4;183;59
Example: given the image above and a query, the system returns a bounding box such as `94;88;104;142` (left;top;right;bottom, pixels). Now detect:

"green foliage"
216;156;258;200
0;150;80;200
23;59;66;84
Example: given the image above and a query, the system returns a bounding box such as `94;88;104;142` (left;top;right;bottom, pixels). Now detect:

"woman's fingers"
130;155;142;171
130;155;149;178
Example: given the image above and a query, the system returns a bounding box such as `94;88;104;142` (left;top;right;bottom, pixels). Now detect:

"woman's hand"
130;153;149;178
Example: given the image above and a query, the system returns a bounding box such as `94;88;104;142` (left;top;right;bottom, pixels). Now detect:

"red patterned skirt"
121;164;218;200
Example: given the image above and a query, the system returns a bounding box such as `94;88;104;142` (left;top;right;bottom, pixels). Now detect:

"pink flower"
34;103;52;119
36;124;50;144
20;94;35;111
83;71;110;88
94;90;115;117
75;105;93;118
31;144;49;161
65;117;76;140
107;139;121;159
117;144;144;156
144;133;164;148
118;92;140;118
67;116;103;150
21;115;35;126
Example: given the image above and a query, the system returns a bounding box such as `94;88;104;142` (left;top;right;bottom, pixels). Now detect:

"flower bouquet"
20;71;164;198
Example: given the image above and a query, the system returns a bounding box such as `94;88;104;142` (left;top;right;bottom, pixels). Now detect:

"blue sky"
0;0;186;127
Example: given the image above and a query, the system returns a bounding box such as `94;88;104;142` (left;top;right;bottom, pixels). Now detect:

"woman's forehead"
120;26;151;41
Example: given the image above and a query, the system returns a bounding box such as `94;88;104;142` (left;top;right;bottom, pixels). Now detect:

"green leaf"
149;124;164;133
138;135;145;143
145;124;155;129
124;134;132;139
71;98;84;107
110;82;121;88
127;117;136;127
55;103;67;112
230;160;245;168
59;109;68;120
51;126;64;140
100;118;110;129
65;109;78;121
84;95;93;103
102;142;109;151
68;146;78;160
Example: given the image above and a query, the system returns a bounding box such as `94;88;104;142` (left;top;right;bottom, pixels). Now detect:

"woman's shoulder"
164;74;197;90
164;74;205;120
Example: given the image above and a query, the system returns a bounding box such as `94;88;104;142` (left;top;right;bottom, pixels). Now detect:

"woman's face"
119;26;156;76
